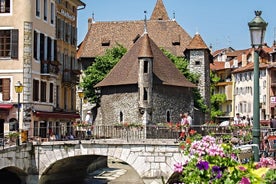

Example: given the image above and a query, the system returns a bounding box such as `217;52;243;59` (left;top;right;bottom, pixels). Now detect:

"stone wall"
95;85;142;125
95;84;194;125
152;85;194;123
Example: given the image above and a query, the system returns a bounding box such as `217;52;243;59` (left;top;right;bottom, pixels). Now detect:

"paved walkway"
84;157;144;184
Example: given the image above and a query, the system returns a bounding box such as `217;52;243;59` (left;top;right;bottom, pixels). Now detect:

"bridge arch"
0;166;28;183
37;140;183;183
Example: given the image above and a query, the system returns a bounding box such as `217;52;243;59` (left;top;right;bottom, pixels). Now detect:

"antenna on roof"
172;11;175;21
226;35;231;47
144;10;148;34
92;12;95;23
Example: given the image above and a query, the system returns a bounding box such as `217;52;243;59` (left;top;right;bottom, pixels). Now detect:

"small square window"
195;61;201;65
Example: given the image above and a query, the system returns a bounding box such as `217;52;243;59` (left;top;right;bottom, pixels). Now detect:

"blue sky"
77;0;276;51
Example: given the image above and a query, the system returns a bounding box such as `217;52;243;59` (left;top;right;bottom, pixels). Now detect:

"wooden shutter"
33;79;39;101
33;30;37;60
47;37;51;61
11;29;18;59
2;78;10;101
54;39;57;61
40;33;44;61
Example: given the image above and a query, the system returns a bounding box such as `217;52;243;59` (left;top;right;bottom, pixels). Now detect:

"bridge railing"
1;124;274;147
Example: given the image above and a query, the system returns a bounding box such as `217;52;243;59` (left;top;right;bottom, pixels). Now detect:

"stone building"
77;0;192;69
94;32;196;125
184;33;213;120
77;0;212;123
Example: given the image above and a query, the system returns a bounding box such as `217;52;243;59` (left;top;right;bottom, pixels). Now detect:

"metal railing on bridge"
0;124;274;148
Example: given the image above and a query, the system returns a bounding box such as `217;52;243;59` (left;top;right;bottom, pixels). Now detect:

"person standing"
233;113;241;124
85;111;93;125
187;112;193;126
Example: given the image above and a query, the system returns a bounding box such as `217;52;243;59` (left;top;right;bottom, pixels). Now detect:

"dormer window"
172;34;180;46
101;39;110;46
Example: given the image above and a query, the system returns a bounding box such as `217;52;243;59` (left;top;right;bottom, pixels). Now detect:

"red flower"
186;138;191;144
189;129;197;135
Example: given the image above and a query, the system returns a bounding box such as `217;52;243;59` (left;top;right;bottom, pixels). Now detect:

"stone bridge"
0;139;184;184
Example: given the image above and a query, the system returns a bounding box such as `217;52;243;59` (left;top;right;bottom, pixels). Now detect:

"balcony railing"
41;60;59;75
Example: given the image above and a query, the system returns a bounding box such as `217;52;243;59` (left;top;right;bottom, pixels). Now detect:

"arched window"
143;88;148;101
120;111;123;122
166;110;171;122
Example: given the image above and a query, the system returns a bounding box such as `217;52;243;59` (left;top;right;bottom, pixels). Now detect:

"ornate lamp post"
14;81;23;145
77;88;84;123
248;10;268;162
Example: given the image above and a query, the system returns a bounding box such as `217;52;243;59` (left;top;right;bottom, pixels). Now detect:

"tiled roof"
232;61;268;73
150;0;170;20
95;33;196;88
210;61;227;71
77;20;192;59
185;33;209;50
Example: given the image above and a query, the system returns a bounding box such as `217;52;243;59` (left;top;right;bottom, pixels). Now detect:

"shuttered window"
40;33;44;61
33;30;38;60
0;29;18;59
40;81;47;102
0;78;10;101
49;83;53;103
0;0;10;13
33;79;39;101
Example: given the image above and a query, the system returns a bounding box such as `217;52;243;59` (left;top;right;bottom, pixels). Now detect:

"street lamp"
77;88;84;123
14;81;23;145
248;10;268;162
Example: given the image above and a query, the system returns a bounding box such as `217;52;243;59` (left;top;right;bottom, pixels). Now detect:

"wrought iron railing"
0;125;274;148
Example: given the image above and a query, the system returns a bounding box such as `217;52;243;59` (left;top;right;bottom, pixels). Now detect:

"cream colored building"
0;0;85;141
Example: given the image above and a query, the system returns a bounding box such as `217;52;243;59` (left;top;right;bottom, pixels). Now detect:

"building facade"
94;33;196;125
0;0;85;141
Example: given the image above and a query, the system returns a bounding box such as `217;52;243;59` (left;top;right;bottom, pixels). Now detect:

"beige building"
212;45;276;123
0;0;85;142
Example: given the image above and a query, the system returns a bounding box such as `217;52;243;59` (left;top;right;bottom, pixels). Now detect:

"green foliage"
263;169;276;183
210;71;226;120
161;48;207;112
82;45;207;113
81;44;127;104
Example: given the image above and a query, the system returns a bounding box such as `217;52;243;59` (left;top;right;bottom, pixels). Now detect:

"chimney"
241;52;247;67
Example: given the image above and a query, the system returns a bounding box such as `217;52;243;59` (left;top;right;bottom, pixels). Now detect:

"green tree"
210;71;226;120
81;44;127;105
82;45;207;113
161;48;207;112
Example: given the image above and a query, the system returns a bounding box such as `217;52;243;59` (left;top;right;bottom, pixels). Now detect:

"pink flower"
174;162;183;173
238;166;247;171
240;177;250;184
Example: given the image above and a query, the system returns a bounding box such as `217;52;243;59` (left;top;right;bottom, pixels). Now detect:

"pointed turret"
184;32;212;122
138;33;153;58
150;0;170;20
186;32;209;50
